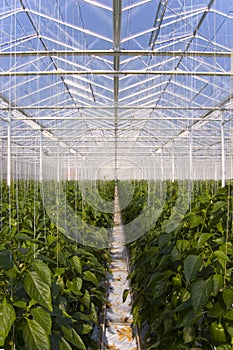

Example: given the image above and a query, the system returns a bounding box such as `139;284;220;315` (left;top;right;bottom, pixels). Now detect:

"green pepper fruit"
171;293;180;308
172;275;182;290
210;321;227;343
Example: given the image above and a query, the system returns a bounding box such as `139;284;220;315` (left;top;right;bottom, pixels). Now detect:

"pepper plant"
0;180;113;349
125;180;233;349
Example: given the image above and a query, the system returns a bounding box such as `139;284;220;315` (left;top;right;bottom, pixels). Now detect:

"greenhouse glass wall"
0;1;232;349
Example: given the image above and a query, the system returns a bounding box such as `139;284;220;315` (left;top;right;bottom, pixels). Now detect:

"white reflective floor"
102;188;138;350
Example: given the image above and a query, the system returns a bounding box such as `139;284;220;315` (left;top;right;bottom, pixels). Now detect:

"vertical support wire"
68;153;71;181
188;128;193;210
221;112;225;188
189;128;193;182
172;142;175;183
39;127;43;183
56;140;60;268
7;108;12;188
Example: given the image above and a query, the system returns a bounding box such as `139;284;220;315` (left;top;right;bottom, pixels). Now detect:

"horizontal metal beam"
6;154;225;159
5;144;232;150
8;134;226;139
6;116;221;122
0;105;230;111
9;117;223;122
0;50;231;57
0;70;231;76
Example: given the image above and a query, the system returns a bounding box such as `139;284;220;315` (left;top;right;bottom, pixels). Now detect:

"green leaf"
24;271;53;311
183;325;194;343
61;326;86;350
184;255;202;284
81;290;90;309
90;302;98;324
213;274;224;296
29;299;38;308
146;341;160;350
80;323;93;334
0;249;14;270
163;313;173;334
58;227;67;235
31;307;52;335
189;215;202;229
23;318;50;350
21;228;34;235
158;233;172;248
220;242;233;256
83;270;98;286
70;277;83;295
123;289;129;303
171;246;180;261
214;250;230;262
212;201;226;213
165;213;184;233
14;300;27;308
6;264;20;278
175;299;192;312
224;310;233;320
55;267;66;277
213;237;225;245
222;289;233;309
226;323;233;337
176;308;200;328
70;256;82;275
191;277;213;313
47;235;57;247
59;337;73;350
15;233;34;242
176;240;190;254
153;279;169;298
209;301;225;318
73;311;92;323
214;250;230;268
197;233;212;248
36;253;57;265
34;260;52;286
0;298;16;346
217;221;224;233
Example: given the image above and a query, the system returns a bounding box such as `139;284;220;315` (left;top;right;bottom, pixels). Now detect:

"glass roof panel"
0;0;232;180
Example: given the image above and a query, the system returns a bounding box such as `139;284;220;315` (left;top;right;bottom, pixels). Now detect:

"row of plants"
0;180;114;350
121;180;233;349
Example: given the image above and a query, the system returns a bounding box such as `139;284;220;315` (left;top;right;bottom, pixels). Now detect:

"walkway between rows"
102;185;138;350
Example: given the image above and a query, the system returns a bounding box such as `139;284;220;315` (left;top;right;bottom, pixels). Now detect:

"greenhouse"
0;0;232;349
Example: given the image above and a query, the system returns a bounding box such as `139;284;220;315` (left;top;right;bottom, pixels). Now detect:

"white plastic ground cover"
102;190;138;350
